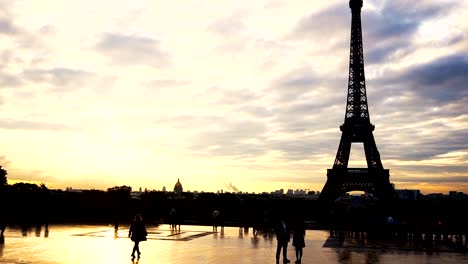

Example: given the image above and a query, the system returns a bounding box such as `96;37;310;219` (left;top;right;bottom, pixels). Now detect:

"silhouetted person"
169;208;177;229
275;217;291;263
0;222;4;245
128;214;147;259
114;218;119;232
212;210;220;231
292;218;306;264
175;209;182;231
35;224;42;237
44;225;49;238
0;222;6;237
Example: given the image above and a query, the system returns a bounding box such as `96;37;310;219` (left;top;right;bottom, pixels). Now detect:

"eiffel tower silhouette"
319;0;395;202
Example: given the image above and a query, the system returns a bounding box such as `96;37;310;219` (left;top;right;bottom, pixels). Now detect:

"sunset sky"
1;0;467;194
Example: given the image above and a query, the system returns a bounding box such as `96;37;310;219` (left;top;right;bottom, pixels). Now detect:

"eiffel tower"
319;0;395;202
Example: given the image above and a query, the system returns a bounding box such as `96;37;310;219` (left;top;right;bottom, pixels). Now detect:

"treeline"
1;183;468;233
0;184;322;227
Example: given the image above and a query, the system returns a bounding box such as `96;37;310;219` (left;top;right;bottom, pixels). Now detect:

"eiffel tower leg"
333;131;352;168
319;169;345;203
363;131;383;169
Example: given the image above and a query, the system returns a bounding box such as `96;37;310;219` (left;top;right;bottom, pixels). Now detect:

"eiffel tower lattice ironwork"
319;0;395;202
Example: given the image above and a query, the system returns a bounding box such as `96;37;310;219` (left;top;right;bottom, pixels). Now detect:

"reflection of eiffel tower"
319;0;395;202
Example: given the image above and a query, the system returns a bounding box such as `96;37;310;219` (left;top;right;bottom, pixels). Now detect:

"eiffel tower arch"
319;0;395;203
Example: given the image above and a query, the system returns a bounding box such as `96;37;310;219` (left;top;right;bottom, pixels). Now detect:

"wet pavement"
1;224;467;263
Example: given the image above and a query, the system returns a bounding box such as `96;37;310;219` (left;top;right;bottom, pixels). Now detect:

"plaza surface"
1;224;467;264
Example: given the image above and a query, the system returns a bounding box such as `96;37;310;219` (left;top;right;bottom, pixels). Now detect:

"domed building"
174;178;183;195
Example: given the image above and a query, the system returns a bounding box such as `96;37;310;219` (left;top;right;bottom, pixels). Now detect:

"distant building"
294;189;306;195
396;189;421;200
426;193;445;199
272;189;284;195
162;186;166;192
448;191;465;200
65;187;84;193
174;178;183;194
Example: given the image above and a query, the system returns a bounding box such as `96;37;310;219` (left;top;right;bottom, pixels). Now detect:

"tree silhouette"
0;165;7;185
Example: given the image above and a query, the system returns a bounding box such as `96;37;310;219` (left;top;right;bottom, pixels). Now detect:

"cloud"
21;67;112;93
207;11;248;35
0;8;45;49
401;55;468;101
0;18;17;35
95;33;171;68
189;119;268;158
289;4;348;48
145;79;190;89
393;176;468;183
7;168;48;184
0;156;51;184
0;118;71;130
236;105;273;118
290;0;458;62
38;25;56;35
200;86;261;106
0;72;24;88
271;67;322;102
0;155;12;167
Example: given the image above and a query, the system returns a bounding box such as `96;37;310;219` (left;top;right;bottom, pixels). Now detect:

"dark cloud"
0;118;71;130
370;54;468;114
290;0;458;63
364;0;454;40
403;55;468;101
364;0;457;63
95;33;171;67
365;41;411;64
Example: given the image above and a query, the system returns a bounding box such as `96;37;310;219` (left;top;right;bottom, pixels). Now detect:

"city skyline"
1;0;468;194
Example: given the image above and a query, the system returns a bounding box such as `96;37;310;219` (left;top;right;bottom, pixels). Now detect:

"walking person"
128;214;147;259
293;217;306;264
275;216;291;263
212;210;220;231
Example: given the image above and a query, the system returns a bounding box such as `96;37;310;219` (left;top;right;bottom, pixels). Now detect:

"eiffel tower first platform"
318;0;395;202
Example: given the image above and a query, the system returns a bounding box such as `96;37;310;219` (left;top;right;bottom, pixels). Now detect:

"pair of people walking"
275;217;306;264
128;214;148;259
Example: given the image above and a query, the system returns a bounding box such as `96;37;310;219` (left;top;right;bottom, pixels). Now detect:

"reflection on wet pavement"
0;225;467;264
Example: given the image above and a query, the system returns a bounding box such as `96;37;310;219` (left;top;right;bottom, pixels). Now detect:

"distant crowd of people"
124;210;308;263
1;209;309;263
